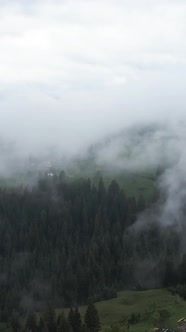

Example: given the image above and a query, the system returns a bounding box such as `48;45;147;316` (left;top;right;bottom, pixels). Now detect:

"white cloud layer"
0;0;186;154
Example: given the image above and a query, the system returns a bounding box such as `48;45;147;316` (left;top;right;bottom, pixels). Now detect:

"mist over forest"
1;0;186;331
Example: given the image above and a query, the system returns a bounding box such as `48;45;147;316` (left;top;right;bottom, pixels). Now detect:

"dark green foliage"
81;323;89;332
41;325;49;332
68;308;75;329
128;312;141;325
74;307;82;332
43;304;56;332
84;303;100;332
0;307;9;323
170;284;186;300
158;309;171;326
57;312;70;332
10;312;22;332
68;307;82;332
0;174;184;317
25;311;37;332
38;317;45;332
150;308;171;328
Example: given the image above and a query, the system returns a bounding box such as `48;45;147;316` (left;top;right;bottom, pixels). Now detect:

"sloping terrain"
60;289;186;332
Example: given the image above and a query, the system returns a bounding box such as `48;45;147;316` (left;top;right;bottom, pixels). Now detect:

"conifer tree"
73;307;82;332
43;304;56;332
84;303;100;332
38;317;44;332
68;308;75;330
57;312;70;332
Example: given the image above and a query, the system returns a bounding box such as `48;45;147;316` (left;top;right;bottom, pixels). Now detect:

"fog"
0;0;186;227
0;0;186;156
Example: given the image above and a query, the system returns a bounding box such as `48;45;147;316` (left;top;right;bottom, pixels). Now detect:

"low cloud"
0;0;186;156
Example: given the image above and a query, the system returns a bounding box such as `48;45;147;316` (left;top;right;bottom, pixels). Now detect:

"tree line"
10;302;100;332
0;173;185;323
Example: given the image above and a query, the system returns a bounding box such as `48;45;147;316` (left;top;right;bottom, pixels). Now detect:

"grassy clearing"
92;173;156;200
56;289;186;332
0;167;157;200
2;289;185;331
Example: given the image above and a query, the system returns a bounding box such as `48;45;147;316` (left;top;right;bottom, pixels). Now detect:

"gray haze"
1;1;186;298
0;0;186;155
0;0;186;229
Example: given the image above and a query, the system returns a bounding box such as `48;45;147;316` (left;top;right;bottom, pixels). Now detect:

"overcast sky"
0;0;186;155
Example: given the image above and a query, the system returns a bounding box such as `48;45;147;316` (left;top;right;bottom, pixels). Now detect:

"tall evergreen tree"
43;304;56;332
72;307;82;332
84;303;100;332
57;312;70;332
68;308;75;330
38;317;45;332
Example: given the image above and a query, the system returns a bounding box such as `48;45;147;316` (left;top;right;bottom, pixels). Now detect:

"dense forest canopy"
0;172;185;323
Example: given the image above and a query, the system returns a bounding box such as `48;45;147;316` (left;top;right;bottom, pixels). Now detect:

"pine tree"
38;317;45;332
43;304;56;332
57;312;70;332
81;323;89;332
84;303;100;332
98;177;106;206
73;307;82;332
68;308;75;330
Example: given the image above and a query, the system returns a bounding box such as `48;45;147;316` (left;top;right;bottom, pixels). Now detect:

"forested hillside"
0;173;185;323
